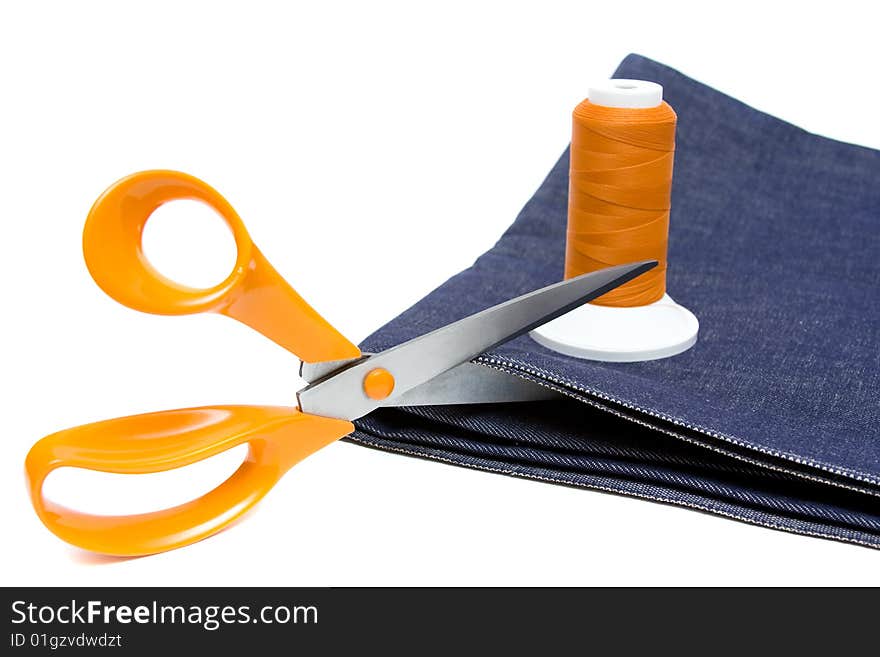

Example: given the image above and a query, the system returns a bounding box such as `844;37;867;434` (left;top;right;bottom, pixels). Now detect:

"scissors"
25;170;655;556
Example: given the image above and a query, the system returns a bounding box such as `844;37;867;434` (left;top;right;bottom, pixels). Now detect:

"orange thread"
564;99;676;306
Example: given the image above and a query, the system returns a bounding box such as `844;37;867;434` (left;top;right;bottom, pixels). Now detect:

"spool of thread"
531;79;698;362
566;82;674;305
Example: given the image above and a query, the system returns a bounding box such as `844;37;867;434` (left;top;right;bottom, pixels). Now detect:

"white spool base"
530;294;699;362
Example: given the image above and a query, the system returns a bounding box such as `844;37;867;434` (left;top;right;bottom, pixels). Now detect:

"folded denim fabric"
350;54;880;548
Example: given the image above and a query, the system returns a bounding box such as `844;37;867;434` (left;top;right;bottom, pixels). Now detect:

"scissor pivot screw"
363;368;395;400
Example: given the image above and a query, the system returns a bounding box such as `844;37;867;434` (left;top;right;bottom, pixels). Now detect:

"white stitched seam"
474;353;880;493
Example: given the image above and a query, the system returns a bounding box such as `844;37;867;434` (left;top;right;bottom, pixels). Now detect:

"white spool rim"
529;293;698;362
588;79;663;109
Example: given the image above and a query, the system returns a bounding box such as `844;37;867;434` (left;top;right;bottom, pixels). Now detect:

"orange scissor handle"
25;406;354;556
82;170;361;364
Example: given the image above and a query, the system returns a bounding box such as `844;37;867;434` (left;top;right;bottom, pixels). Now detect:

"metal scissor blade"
381;361;559;406
297;260;656;421
300;357;364;384
302;355;557;406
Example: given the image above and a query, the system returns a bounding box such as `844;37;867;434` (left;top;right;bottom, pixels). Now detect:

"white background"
2;1;879;586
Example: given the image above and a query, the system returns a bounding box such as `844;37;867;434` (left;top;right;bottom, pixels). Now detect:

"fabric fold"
350;54;880;548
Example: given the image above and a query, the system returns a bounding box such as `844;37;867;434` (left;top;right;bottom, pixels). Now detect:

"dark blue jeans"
351;54;880;548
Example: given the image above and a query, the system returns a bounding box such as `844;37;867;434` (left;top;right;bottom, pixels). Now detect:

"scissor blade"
381;361;559;406
300;357;363;384
302;355;557;405
297;261;656;421
303;358;557;405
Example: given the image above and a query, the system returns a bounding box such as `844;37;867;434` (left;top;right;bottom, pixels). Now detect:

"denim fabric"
350;54;880;548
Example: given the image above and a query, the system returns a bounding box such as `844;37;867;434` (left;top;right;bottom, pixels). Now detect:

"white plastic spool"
530;79;699;362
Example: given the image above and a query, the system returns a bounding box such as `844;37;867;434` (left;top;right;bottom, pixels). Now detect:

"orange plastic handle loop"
25;406;354;556
82;170;360;363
